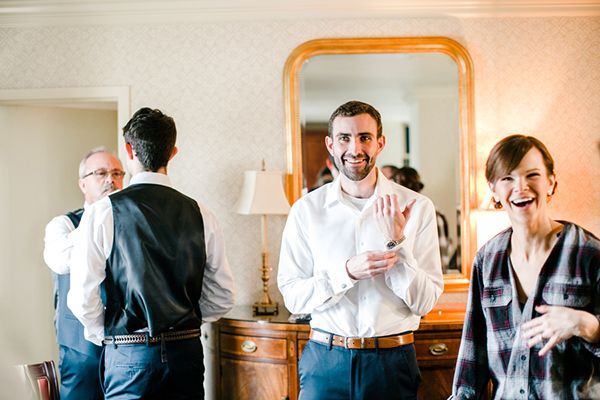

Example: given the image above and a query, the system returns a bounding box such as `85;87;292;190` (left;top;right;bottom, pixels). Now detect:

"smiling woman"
283;37;476;290
452;134;600;399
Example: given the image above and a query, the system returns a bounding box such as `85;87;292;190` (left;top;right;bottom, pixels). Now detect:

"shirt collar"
323;168;396;208
129;171;172;188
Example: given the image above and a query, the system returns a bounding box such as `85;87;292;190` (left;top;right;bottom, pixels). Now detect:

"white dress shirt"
43;204;87;275
277;170;444;337
68;172;236;345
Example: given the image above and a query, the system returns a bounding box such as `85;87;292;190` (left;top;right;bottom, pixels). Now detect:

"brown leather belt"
309;329;414;349
102;328;201;345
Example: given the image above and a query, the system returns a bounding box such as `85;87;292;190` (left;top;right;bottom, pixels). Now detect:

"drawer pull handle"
241;340;257;353
429;343;448;356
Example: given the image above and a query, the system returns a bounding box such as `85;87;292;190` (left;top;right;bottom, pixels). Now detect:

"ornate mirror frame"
283;37;476;292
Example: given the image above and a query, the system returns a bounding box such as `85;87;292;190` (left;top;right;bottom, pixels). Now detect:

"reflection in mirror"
284;38;476;291
300;53;460;274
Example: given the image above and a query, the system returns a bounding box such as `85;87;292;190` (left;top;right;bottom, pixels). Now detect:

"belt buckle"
344;336;350;349
343;336;365;349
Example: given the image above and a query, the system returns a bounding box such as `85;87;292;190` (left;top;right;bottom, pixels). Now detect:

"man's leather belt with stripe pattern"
102;328;201;345
309;329;414;349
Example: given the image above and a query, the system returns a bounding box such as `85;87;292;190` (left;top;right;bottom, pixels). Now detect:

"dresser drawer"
220;333;288;360
414;337;461;362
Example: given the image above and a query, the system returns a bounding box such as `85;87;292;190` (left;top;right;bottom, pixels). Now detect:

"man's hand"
374;195;415;241
345;251;398;280
521;305;600;356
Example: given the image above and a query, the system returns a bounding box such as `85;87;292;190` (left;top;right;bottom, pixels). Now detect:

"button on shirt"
67;172;236;345
277;171;444;337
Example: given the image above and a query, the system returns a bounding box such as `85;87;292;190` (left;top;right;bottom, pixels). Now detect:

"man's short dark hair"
328;101;383;138
485;134;555;184
123;108;176;172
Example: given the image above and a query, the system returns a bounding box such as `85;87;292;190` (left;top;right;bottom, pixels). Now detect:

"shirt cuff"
581;314;600;357
328;261;355;295
385;245;418;290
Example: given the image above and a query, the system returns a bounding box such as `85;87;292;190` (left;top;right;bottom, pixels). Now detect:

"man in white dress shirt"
278;100;444;399
43;147;124;400
68;107;235;399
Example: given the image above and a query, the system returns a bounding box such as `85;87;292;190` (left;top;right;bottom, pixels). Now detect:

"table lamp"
234;161;290;315
475;190;511;250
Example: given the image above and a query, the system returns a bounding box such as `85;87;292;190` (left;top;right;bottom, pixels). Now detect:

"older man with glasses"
43;147;125;400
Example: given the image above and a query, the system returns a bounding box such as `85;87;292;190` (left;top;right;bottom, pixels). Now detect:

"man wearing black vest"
43;147;125;400
68;107;235;399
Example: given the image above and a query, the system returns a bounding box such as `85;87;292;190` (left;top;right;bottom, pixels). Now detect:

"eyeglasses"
82;168;126;180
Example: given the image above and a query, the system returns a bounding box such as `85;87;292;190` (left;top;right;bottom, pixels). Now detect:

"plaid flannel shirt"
452;222;600;399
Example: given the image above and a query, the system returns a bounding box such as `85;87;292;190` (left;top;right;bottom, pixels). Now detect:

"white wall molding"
1;0;599;26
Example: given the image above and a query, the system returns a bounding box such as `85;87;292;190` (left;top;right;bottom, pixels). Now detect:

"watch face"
386;239;403;249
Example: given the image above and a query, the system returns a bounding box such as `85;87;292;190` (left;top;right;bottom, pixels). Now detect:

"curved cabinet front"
216;308;465;400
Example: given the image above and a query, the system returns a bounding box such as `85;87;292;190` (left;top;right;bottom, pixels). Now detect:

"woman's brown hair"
485;135;556;209
485;134;555;184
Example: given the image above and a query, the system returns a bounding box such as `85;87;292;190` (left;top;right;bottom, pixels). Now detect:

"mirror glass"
301;52;459;273
284;38;476;291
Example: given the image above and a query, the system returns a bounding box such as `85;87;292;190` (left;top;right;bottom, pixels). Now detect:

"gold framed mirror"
283;37;476;292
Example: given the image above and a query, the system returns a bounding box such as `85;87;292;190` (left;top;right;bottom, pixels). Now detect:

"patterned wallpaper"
1;16;598;307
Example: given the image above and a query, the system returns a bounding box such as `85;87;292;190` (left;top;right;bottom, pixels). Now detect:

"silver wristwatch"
386;237;405;250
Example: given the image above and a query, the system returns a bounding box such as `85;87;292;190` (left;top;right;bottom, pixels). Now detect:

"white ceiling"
0;0;599;26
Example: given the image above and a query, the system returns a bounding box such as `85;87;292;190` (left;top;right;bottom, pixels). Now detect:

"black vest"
104;184;207;336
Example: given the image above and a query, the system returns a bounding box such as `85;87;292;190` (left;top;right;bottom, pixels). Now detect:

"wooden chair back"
20;360;60;400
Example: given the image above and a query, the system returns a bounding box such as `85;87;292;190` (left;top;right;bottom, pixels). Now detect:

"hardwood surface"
417;305;465;400
216;304;465;400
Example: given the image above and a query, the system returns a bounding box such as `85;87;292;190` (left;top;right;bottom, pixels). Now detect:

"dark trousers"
102;337;205;400
59;345;103;400
298;339;421;400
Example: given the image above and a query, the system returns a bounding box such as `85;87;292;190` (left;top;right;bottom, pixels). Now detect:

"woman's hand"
521;305;600;356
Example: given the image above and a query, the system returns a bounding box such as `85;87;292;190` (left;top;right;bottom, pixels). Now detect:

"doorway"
0;87;128;366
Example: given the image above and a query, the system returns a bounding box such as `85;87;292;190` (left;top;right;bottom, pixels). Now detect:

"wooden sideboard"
216;304;465;400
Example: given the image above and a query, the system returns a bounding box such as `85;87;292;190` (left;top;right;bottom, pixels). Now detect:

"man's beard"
334;153;376;182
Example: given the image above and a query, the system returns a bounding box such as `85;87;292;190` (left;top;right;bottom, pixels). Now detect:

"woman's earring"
547;189;554;203
548;182;557;198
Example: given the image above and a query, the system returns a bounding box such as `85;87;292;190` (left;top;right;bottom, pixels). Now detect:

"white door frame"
0;86;130;158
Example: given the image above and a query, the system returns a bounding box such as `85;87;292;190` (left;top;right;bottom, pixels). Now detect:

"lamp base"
253;301;279;316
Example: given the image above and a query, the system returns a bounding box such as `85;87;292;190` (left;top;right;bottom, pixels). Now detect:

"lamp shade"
475;188;511;249
479;189;496;210
475;210;511;250
234;170;290;215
